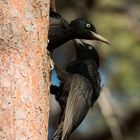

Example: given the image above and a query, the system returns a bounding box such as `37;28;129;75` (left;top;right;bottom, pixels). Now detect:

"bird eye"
86;24;91;28
88;46;93;50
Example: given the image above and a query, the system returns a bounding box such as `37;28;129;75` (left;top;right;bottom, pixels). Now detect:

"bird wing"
49;12;69;38
62;74;93;140
48;12;70;51
49;14;64;43
50;12;62;26
86;60;101;106
52;122;63;140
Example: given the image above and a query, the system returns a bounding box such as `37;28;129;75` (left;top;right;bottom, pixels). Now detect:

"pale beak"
74;39;84;46
92;32;111;45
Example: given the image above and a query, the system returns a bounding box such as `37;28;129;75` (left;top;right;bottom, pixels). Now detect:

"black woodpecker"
48;12;110;52
51;40;102;140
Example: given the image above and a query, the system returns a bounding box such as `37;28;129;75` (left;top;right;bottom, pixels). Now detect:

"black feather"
51;40;101;140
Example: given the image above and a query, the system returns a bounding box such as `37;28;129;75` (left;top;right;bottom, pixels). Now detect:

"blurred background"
49;0;140;140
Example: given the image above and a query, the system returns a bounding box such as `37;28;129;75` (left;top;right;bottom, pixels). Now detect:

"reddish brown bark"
0;0;51;139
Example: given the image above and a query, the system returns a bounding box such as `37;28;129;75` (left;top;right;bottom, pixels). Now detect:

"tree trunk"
0;0;50;139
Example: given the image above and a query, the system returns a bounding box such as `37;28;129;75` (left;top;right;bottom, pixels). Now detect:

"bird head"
74;39;100;68
70;18;110;45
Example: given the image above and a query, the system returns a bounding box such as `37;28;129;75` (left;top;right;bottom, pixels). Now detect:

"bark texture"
0;0;50;139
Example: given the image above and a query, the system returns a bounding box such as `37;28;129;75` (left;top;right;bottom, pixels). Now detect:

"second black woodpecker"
51;40;101;140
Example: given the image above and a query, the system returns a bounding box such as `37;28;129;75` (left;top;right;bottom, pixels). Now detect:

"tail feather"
52;122;63;140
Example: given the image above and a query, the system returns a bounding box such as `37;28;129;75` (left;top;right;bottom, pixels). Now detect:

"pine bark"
0;0;50;139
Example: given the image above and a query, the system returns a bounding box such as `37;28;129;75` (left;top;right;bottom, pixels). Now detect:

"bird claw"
47;49;54;70
50;57;54;70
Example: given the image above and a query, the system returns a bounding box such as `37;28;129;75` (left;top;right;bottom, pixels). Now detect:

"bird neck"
68;26;78;39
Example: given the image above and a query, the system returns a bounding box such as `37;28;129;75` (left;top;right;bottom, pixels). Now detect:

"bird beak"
92;32;111;45
74;39;84;46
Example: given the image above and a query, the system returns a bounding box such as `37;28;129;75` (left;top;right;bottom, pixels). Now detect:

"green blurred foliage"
92;0;140;101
